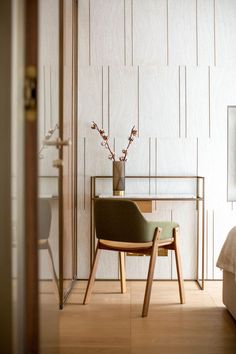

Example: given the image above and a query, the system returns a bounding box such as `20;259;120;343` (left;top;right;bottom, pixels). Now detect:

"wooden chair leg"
83;243;101;304
46;241;59;300
142;228;161;317
119;252;126;294
173;227;185;304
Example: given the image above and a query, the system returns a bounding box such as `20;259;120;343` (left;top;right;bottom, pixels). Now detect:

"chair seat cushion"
146;221;179;240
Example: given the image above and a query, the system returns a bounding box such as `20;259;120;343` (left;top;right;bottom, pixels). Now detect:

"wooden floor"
58;280;236;354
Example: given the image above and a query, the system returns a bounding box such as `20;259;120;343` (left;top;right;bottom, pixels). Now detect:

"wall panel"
85;136;112;179
110;67;138;137
172;205;197;279
179;66;186;138
168;0;196;65
227;107;236;201
157;138;197;176
133;0;167;65
210;67;236;139
78;66;103;137
96;251;119;280
75;0;236;280
90;0;124;65
205;209;214;280
215;0;236;66
197;0;215;66
78;0;90;66
124;0;132;65
198;138;227;209
77;213;91;279
139;66;179;137
186;67;209;138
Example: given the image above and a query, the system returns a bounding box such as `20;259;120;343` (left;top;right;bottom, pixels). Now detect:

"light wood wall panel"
78;138;86;212
77;213;91;279
172;205;197;279
227;107;236;201
197;0;215;66
85;136;113;206
139;66;179;137
168;0;196;65
115;137;149;174
126;256;150;280
126;248;172;280
215;0;236;66
124;0;132;65
198;138;227;210
38;0;59;65
96;250;119;280
133;0;167;65
75;0;236;280
90;0;124;65
78;0;90;66
210;68;236;139
78;66;103;137
85;137;112;178
110;67;138;137
157;139;197;176
179;66;186;138
102;67;110;133
205;209;214;280
186;67;209;138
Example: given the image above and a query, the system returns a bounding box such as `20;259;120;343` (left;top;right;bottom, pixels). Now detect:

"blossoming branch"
91;121;138;162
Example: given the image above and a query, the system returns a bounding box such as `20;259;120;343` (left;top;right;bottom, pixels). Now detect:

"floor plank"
58;281;236;354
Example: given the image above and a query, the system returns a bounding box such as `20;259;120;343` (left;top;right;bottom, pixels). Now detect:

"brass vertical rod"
58;0;64;309
196;176;199;285
90;176;93;268
202;177;205;289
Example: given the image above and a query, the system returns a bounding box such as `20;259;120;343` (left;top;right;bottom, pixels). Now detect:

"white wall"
77;0;236;280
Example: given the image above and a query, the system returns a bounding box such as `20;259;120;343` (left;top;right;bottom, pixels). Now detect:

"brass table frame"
90;175;205;290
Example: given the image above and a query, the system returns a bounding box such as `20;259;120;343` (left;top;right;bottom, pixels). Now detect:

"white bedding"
216;226;236;279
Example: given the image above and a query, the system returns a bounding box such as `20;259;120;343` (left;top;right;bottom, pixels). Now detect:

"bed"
216;227;236;320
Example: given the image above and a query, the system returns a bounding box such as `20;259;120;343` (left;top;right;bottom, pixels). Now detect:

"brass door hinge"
24;66;37;121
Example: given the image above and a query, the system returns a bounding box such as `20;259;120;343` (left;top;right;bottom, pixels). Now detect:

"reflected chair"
38;198;59;299
83;199;185;317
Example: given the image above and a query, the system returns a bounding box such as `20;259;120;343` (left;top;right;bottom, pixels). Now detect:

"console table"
90;175;205;289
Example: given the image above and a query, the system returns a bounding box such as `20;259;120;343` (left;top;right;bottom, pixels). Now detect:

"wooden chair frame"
83;226;185;317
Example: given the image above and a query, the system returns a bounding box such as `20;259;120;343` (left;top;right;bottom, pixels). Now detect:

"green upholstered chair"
83;198;185;317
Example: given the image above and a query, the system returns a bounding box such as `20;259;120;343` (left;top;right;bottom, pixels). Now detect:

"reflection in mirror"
38;0;59;352
11;0;25;352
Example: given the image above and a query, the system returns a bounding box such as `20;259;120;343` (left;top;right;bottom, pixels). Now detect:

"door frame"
0;1;13;353
24;0;39;352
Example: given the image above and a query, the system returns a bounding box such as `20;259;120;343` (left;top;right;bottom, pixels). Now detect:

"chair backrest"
38;198;52;240
94;199;154;243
